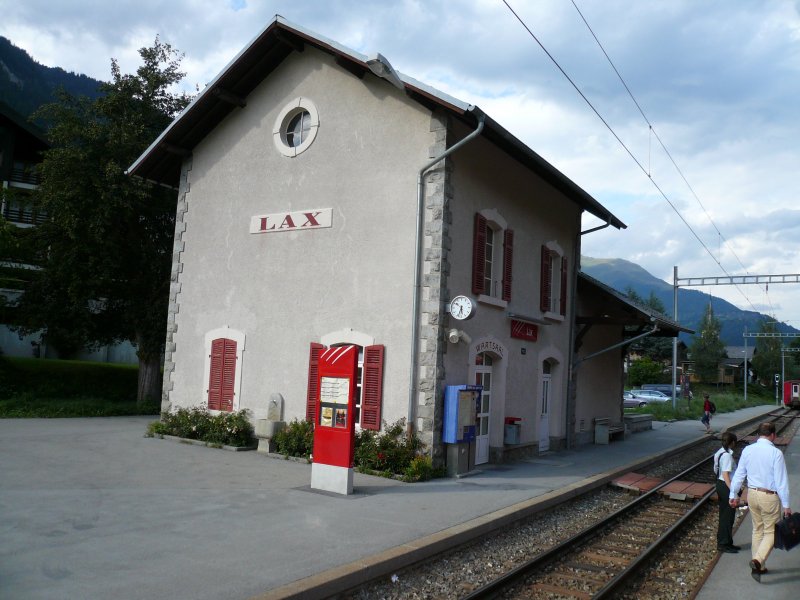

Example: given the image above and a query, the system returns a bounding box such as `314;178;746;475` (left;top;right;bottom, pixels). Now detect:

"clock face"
450;295;474;320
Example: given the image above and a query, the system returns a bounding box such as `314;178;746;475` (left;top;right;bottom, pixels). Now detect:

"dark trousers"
716;479;736;547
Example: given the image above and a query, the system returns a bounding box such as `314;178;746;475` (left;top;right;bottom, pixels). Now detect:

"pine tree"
690;303;727;383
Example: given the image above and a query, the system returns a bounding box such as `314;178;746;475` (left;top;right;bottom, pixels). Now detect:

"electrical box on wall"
442;385;481;444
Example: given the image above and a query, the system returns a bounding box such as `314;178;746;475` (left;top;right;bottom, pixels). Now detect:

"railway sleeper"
529;582;592;599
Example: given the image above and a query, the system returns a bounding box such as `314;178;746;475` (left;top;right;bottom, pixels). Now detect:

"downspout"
408;114;486;435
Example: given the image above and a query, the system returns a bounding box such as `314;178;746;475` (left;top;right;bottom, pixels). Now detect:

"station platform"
696;422;800;600
0;403;794;600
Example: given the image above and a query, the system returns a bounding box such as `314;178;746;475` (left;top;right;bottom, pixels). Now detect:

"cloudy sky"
3;0;800;325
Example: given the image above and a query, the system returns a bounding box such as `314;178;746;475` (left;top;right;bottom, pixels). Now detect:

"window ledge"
543;311;565;323
477;295;508;309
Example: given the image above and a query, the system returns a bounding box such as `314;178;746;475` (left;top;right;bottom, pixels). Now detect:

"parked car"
641;383;682;396
623;389;670;408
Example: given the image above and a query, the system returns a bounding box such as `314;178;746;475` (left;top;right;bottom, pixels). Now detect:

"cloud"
2;0;800;322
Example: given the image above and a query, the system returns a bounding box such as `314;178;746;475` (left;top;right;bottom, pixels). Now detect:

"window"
207;338;237;412
540;243;567;316
273;97;320;157
286;111;311;147
307;342;385;430
472;211;513;302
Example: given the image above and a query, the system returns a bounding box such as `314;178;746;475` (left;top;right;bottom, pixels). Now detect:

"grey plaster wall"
443;119;581;452
164;47;433;425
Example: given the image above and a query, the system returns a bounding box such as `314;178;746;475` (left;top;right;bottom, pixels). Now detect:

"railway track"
340;409;799;600
459;409;799;600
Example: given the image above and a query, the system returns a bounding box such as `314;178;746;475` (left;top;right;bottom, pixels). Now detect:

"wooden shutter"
540;245;552;312
361;344;385;431
208;338;236;412
472;213;487;295
560;256;568;316
502;229;514;301
306;342;324;423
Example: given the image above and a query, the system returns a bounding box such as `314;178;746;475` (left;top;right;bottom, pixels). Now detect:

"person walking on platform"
701;393;713;433
714;432;739;553
729;422;792;582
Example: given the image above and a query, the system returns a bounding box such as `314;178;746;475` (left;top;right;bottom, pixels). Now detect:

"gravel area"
342;414;799;599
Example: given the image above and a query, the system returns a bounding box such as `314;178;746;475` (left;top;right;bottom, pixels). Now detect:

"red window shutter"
472;213;487;295
361;344;385;431
207;339;223;411
208;338;236;411
306;342;324;423
220;339;237;412
502;229;514;301
560;256;568;316
540;245;552;312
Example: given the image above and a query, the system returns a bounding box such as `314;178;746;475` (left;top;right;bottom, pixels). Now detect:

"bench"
594;417;626;445
623;413;653;433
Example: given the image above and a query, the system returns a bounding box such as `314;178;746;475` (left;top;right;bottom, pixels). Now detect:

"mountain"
0;36;104;124
581;256;799;345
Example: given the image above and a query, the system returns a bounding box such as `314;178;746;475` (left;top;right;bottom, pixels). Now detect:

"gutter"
408;115;486;434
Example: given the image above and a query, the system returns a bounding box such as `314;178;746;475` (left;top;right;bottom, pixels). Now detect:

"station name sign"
250;208;332;234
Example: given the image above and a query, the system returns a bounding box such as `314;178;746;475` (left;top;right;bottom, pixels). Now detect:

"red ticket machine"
310;345;358;494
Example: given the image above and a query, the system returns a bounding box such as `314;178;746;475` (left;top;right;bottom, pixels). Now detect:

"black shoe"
718;545;738;553
750;559;762;583
730;544;741;551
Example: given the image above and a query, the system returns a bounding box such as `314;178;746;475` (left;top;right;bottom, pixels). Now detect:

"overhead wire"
498;0;763;314
568;0;774;316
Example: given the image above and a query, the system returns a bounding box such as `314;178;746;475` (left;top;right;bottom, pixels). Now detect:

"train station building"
129;17;689;466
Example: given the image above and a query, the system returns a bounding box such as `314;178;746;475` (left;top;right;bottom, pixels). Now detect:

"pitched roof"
127;17;625;230
577;271;693;337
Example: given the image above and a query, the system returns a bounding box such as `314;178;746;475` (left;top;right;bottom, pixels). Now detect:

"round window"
274;98;319;157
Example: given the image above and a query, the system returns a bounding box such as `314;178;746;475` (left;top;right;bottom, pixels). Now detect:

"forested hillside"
0;36;103;123
581;256;798;345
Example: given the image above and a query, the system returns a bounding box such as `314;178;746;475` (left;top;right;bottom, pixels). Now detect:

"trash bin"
504;416;521;445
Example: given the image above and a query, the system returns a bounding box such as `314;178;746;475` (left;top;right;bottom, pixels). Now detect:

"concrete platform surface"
0;404;788;600
697;420;800;600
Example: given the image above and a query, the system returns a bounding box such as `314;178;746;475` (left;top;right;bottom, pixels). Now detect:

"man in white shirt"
729;422;792;582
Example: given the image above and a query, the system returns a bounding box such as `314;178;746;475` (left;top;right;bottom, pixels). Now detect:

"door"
474;352;493;465
539;361;551;453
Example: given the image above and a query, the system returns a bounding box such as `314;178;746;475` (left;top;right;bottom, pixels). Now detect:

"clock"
449;295;475;320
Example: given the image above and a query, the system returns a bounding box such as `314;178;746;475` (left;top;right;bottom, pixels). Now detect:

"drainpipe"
407;114;486;435
580;218;611;236
573;323;659;366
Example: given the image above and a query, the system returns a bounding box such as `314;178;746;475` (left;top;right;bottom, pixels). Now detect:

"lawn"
0;356;157;417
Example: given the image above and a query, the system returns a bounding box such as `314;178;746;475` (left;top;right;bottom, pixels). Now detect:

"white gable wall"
165;47;434;424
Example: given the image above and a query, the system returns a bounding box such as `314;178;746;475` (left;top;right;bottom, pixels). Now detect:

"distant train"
784;380;800;409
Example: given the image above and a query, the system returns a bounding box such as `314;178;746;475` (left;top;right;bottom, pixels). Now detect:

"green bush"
273;418;314;458
0;356;151;417
354;418;424;476
402;454;444;482
0;357;137;401
147;406;255;447
270;416;441;481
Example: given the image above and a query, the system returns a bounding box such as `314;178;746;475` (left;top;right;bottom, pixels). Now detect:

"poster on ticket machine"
312;345;357;469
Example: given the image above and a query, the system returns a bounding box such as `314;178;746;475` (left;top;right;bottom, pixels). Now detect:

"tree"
624;287;674;363
14;38;190;408
690;303;727;383
751;318;782;385
628;357;663;387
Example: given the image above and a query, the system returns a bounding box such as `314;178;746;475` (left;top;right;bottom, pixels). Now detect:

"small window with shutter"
540;243;567;317
472;211;513;302
208;338;237;412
